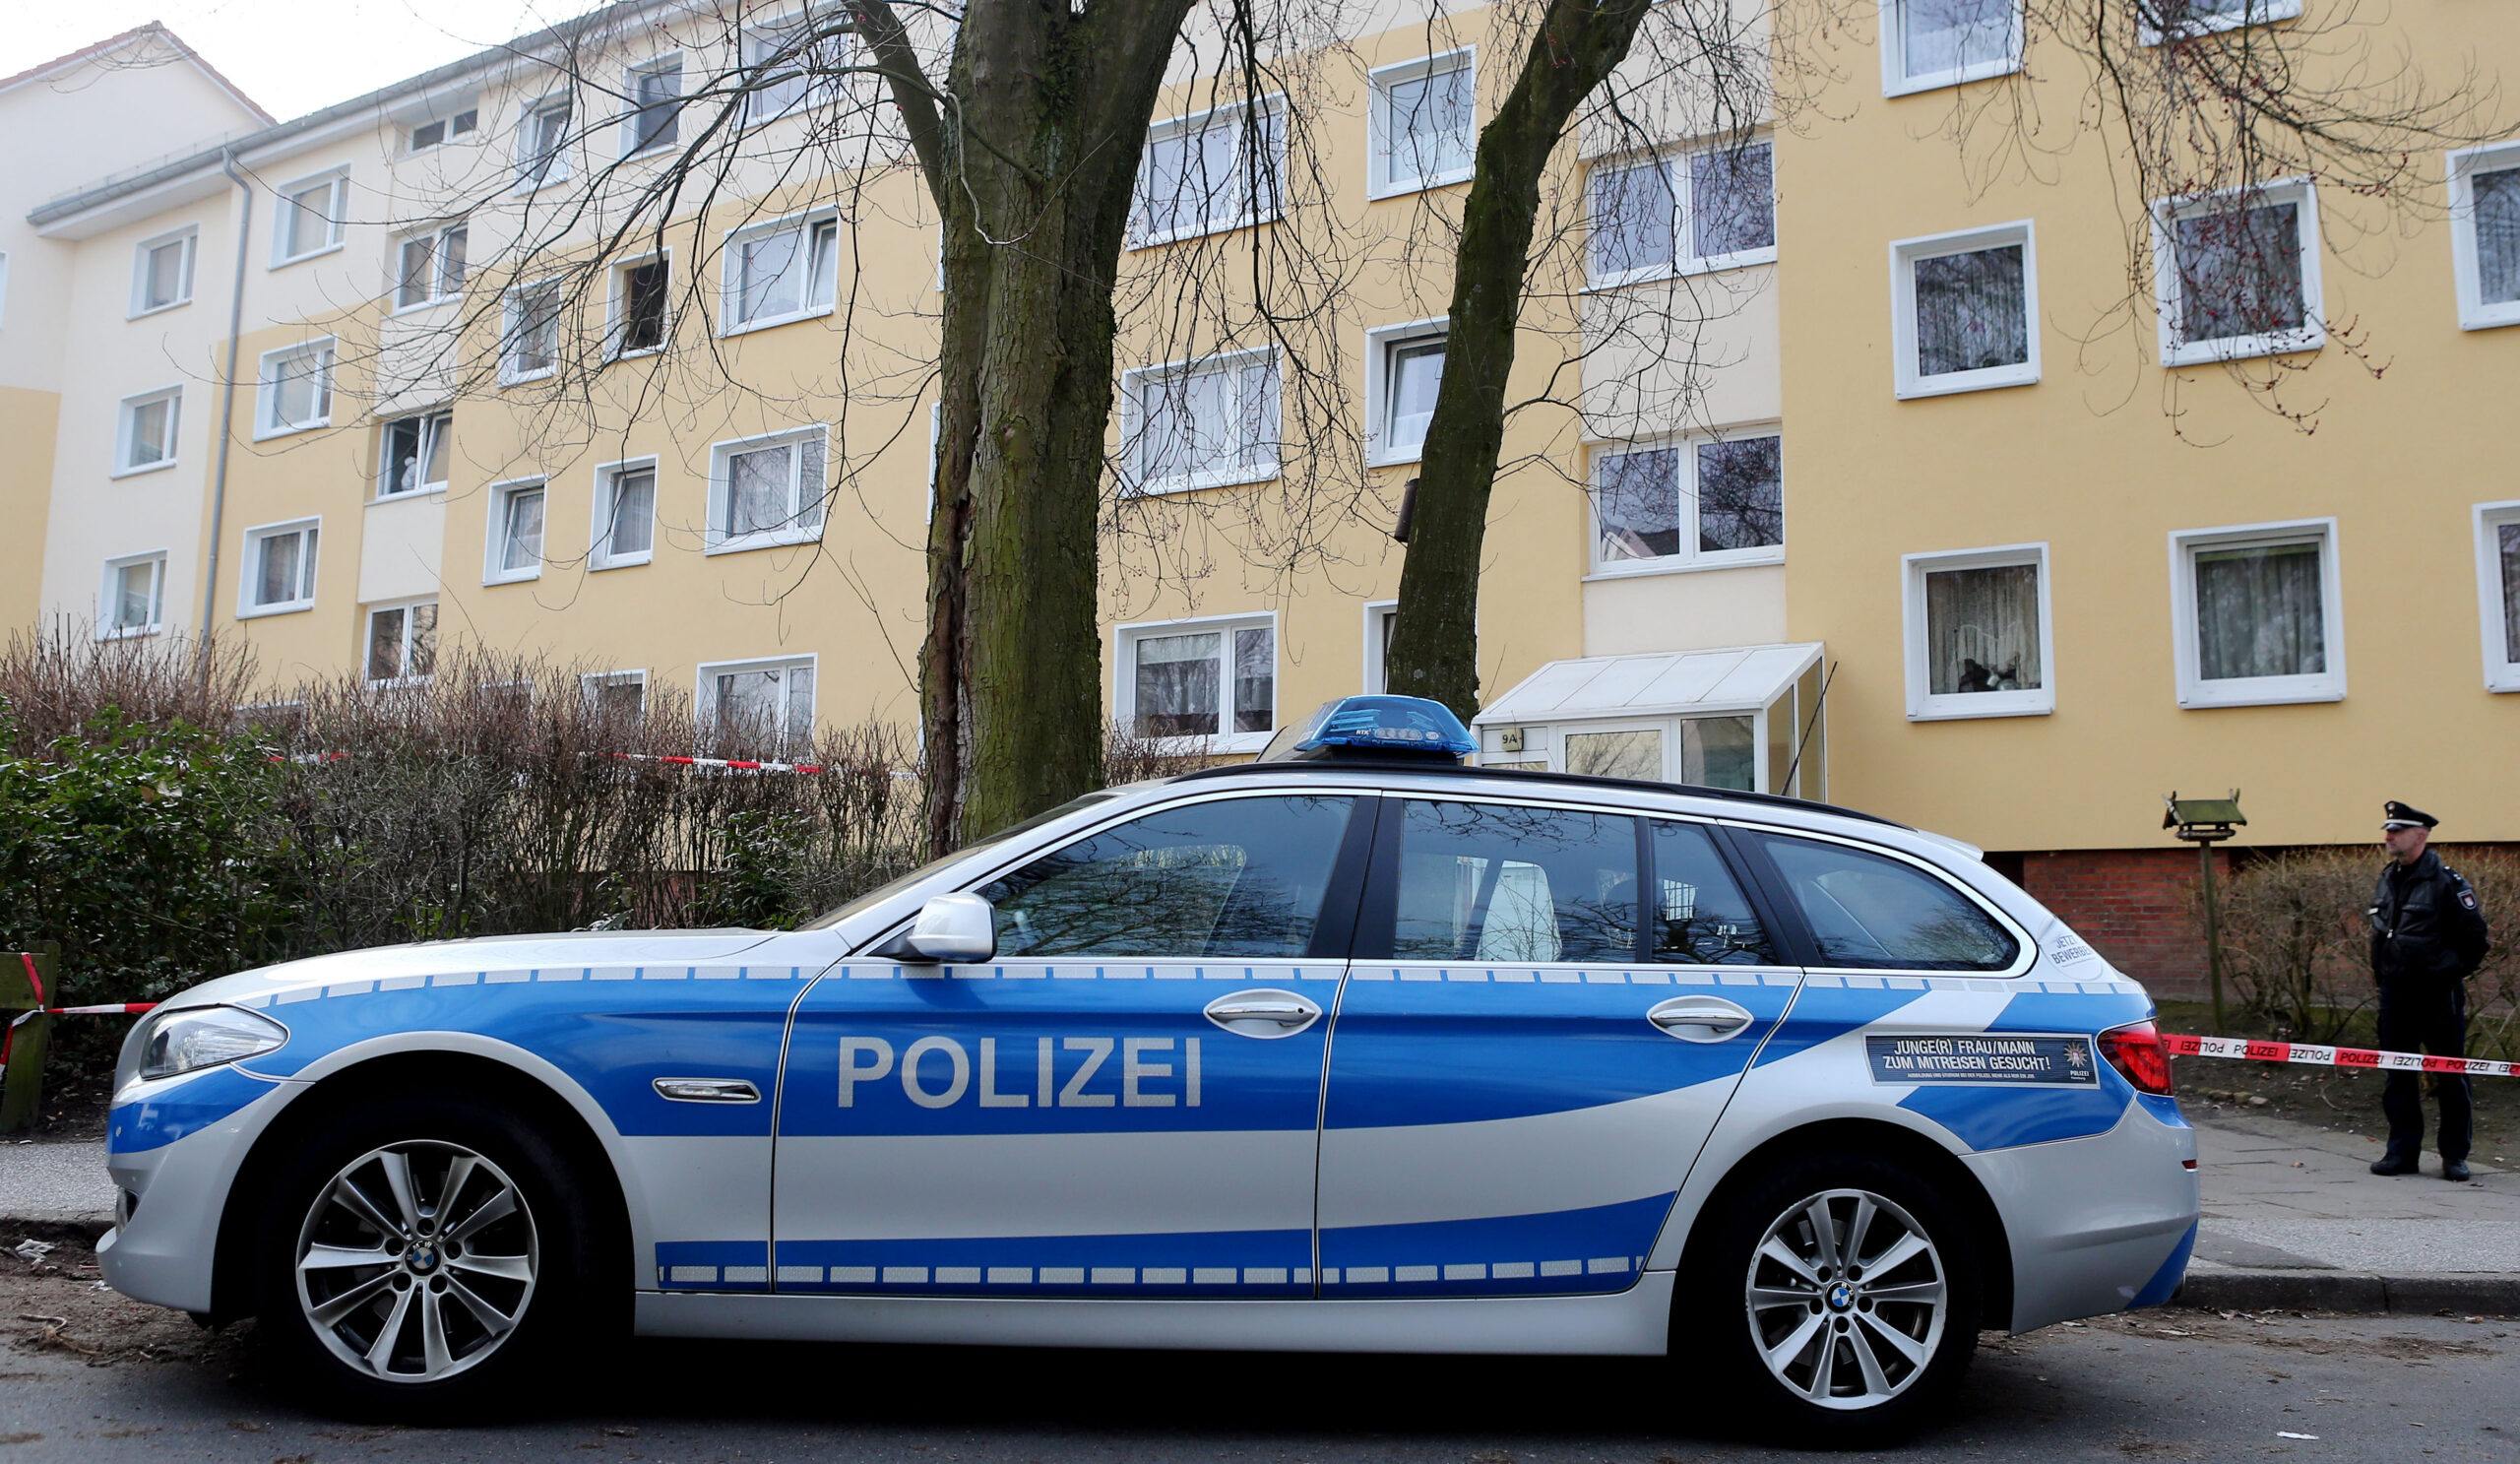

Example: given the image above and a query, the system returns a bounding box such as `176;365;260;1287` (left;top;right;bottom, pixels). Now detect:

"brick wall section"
2005;847;2234;1001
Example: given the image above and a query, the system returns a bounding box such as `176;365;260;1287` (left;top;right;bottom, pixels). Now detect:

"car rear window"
1753;832;2018;972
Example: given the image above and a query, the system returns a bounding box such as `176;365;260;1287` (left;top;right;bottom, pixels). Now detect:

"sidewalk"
0;1138;117;1232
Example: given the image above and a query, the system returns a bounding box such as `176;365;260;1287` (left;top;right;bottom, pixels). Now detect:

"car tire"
1677;1147;1983;1446
251;1086;614;1418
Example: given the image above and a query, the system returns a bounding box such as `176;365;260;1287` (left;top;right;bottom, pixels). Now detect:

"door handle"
1647;995;1756;1043
1204;989;1323;1039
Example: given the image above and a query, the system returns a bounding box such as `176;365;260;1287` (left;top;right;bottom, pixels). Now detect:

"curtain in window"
738;229;802;321
726;444;790;535
113;563;156;630
1386;341;1444;453
256;533;302;606
1138;356;1279;485
1925;562;2041;693
272;348;331;427
1590;160;1674;277
632;62;681;151
142;240;186;309
2174;201;2305;342
1695;436;1783;550
2499;522;2520;664
1690;143;1774;258
1915;244;2027;376
607;469;656;557
1387;64;1473;181
1595;446;1680;562
2475;166;2520;306
1901;0;2015;80
2194;541;2324;680
510;288;558;374
127;398;171;466
502;490;545;572
1133;632;1221;735
1232;625;1274;732
1138;106;1279;239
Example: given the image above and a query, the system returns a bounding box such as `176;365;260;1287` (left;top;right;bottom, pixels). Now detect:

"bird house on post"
2164;791;2245;1037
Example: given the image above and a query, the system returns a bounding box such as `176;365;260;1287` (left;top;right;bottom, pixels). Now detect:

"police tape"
1;952;158;1069
2164;1032;2517;1078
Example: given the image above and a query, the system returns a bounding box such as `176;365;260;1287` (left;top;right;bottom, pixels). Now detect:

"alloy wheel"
1741;1186;1947;1410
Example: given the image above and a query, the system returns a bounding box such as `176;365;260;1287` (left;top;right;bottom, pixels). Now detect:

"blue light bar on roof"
1256;695;1479;763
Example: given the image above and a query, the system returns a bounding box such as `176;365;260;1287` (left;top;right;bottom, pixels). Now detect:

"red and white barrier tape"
2;952;155;1069
602;751;830;774
2166;1032;2516;1078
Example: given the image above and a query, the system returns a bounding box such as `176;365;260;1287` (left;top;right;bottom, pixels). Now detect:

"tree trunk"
1382;0;1655;724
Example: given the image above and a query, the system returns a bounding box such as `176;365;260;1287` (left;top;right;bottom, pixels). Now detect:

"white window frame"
112;385;182;477
271;169;349;266
2476;499;2520;693
1879;0;2024;97
582;668;649;715
254;339;336;439
2168;517;2345;709
1368;49;1476;200
592;455;660;569
706;424;828;553
501;280;563;384
1118;347;1283;493
1112;610;1280;755
392;222;468;312
1890;220;2041;398
1902;542;2055;721
376;409;453;498
1130;94;1289;248
129;225;198;317
623;53;685;159
484;477;548;584
364;599;439;687
719;208;840;335
2447;140;2520;332
741;10;848;127
2138;0;2302;46
1364;316;1447;468
407;106;477;154
697;653;817;748
98;550;168;640
1584;138;1779;289
515;93;575;192
2151;176;2324;366
607;250;672;358
1362;599;1398;694
238;517;321;617
1584;426;1788;578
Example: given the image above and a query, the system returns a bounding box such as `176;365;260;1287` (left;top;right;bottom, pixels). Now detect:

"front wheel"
1681;1150;1983;1444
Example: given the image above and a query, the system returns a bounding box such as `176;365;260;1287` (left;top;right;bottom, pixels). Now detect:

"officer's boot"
2369;1150;2417;1177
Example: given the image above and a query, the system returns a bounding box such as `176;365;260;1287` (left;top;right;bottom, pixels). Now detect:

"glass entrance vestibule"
1471;643;1826;800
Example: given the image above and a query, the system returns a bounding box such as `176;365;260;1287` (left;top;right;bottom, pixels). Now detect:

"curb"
2178;1269;2520;1315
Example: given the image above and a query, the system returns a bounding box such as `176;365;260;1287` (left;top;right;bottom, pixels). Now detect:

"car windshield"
797;791;1123;930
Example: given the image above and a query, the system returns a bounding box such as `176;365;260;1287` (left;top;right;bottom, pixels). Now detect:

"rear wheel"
1681;1149;1983;1444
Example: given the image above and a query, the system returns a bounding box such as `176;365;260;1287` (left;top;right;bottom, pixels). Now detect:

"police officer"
2367;802;2489;1180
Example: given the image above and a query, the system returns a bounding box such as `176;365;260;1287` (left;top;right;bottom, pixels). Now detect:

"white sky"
4;1;586;121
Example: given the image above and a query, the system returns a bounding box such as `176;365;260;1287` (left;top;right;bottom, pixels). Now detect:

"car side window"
1753;832;2019;972
1648;820;1775;965
977;795;1355;959
1391;799;1638;964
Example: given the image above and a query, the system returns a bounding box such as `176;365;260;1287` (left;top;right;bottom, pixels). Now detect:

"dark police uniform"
2368;802;2489;1177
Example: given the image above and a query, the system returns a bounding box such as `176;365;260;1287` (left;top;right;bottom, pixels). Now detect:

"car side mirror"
880;892;997;964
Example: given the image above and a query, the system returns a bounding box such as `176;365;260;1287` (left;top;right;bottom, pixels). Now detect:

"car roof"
1162;756;1902;828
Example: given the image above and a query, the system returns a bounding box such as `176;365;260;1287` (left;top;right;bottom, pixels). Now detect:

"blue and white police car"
100;695;2194;1438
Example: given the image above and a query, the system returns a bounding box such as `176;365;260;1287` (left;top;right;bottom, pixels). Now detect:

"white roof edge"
1473;643;1825;726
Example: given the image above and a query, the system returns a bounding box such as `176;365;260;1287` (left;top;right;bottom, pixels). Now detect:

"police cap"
2381;800;2439;831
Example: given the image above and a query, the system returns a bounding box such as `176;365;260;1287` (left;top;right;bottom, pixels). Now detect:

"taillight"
2098;1020;2174;1096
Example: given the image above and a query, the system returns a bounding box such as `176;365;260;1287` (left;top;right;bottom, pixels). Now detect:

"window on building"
724;213;839;330
1366;324;1447;464
409;108;477;153
1117;616;1275;749
2153;179;2323;365
708;426;827;550
257;340;335;437
1903;543;2052;720
1363;601;1398;693
518;95;574;190
130;228;196;315
487;480;546;582
613;257;669;354
1882;0;2021;95
379;410;452;496
242;520;319;615
1369;51;1475;197
583;669;648;721
1133;96;1286;245
2140;0;2301;44
114;387;181;475
743;13;846;124
1891;221;2037;397
366;601;439;683
274;172;347;263
1588;141;1775;286
1592;431;1783;573
2171;520;2344;708
99;553;165;638
2473;501;2520;692
595;460;658;568
393;223;468;309
1123;350;1281;491
702;656;815;753
625;56;682;155
502;281;562;382
2449;142;2520;332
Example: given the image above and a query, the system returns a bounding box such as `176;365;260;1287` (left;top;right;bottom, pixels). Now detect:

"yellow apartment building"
5;0;2516;988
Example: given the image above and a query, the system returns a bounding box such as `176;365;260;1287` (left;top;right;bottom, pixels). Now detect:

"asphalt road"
1;1271;2512;1464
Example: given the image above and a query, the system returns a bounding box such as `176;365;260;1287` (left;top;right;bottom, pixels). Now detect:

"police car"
99;695;2195;1439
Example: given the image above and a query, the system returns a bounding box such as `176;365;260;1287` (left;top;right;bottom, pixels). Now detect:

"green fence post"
0;949;57;1133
